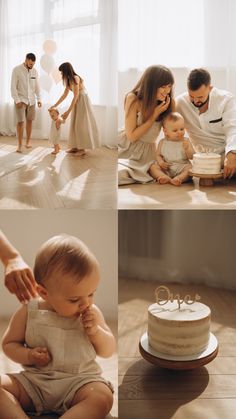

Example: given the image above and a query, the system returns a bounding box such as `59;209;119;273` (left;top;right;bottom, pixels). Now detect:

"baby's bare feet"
158;175;171;184
171;177;182;186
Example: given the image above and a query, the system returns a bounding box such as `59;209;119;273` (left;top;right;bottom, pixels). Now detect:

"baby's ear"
37;284;49;301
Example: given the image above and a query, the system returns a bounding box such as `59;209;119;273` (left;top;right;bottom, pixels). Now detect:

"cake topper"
155;285;201;310
194;144;220;154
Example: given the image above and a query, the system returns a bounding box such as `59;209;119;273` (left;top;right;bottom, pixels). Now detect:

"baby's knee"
95;388;113;414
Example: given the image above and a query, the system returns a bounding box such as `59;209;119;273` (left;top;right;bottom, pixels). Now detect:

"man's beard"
192;96;209;108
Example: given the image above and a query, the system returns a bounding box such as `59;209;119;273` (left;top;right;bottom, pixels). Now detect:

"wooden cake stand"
189;170;223;186
139;332;218;370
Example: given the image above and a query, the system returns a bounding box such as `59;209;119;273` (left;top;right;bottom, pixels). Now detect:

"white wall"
0;210;117;320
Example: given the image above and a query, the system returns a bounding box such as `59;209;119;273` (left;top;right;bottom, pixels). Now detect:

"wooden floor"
118;178;236;209
119;278;236;419
0;137;117;209
0;319;118;419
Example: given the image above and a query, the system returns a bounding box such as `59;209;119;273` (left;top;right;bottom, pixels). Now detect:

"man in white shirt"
176;68;236;178
11;53;42;152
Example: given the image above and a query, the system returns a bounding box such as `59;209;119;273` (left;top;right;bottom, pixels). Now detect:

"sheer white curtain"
0;0;117;145
118;0;236;127
118;0;204;70
119;211;236;290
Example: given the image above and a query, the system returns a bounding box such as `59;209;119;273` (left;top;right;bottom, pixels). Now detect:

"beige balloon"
43;40;57;55
40;54;55;75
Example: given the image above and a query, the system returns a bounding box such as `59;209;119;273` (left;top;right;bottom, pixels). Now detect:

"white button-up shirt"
11;64;41;106
176;87;236;155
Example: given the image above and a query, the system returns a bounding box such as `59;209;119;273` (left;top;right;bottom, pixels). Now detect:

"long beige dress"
68;86;100;150
118;112;162;185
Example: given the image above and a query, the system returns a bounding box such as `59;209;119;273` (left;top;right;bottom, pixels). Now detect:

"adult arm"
35;69;42;107
0;230;37;302
125;93;171;143
10;68;20;104
49;86;70;109
61;78;80;120
81;304;116;358
222;97;236;177
2;305;50;366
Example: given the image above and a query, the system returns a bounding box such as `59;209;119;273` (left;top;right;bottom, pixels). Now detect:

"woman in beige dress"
118;65;175;185
49;62;100;155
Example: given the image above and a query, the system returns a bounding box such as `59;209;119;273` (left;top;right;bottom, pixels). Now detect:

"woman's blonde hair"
34;234;97;284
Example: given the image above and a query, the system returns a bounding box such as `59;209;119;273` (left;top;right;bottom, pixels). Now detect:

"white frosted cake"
148;301;211;356
192;153;221;174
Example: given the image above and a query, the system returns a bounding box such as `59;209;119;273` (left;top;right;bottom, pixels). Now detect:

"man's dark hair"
26;53;36;62
187;68;211;91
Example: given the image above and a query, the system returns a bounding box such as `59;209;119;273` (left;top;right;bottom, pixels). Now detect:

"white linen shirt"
176;87;236;155
11;64;41;106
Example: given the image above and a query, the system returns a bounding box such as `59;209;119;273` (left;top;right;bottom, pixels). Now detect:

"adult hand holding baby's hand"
28;347;51;367
62;110;70;120
81;306;98;336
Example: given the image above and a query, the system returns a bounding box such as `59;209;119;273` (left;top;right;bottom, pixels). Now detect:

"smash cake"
191;152;221;175
148;286;211;356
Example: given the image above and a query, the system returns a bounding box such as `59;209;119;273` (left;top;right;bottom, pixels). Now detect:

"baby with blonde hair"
150;112;194;185
0;234;115;419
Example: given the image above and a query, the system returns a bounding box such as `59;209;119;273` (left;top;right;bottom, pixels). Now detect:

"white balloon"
51;67;62;84
43;39;57;55
40;54;55;74
39;74;53;92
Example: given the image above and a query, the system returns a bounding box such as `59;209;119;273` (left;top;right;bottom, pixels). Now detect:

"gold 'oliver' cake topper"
155;285;201;310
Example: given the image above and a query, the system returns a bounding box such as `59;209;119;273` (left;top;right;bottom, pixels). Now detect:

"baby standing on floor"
49;62;100;155
150;112;194;185
0;234;115;419
48;108;65;154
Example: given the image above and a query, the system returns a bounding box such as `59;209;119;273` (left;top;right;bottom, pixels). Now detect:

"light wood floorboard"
119;278;236;419
0;137;117;209
118;178;236;209
0;319;117;419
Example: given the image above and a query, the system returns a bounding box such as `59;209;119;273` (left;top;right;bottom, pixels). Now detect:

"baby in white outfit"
48;108;64;154
1;234;115;418
150;112;194;185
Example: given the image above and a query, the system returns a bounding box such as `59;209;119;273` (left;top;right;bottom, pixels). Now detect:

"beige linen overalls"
10;299;113;416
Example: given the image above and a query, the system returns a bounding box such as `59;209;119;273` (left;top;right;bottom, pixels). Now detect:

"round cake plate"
139;332;218;370
189;170;223;186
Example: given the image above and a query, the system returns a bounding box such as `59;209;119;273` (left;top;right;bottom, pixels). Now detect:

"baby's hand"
81;306;98;336
160;161;171;170
28;347;51;367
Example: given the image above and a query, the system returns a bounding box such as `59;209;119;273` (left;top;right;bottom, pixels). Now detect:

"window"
5;0;106;104
118;0;204;70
